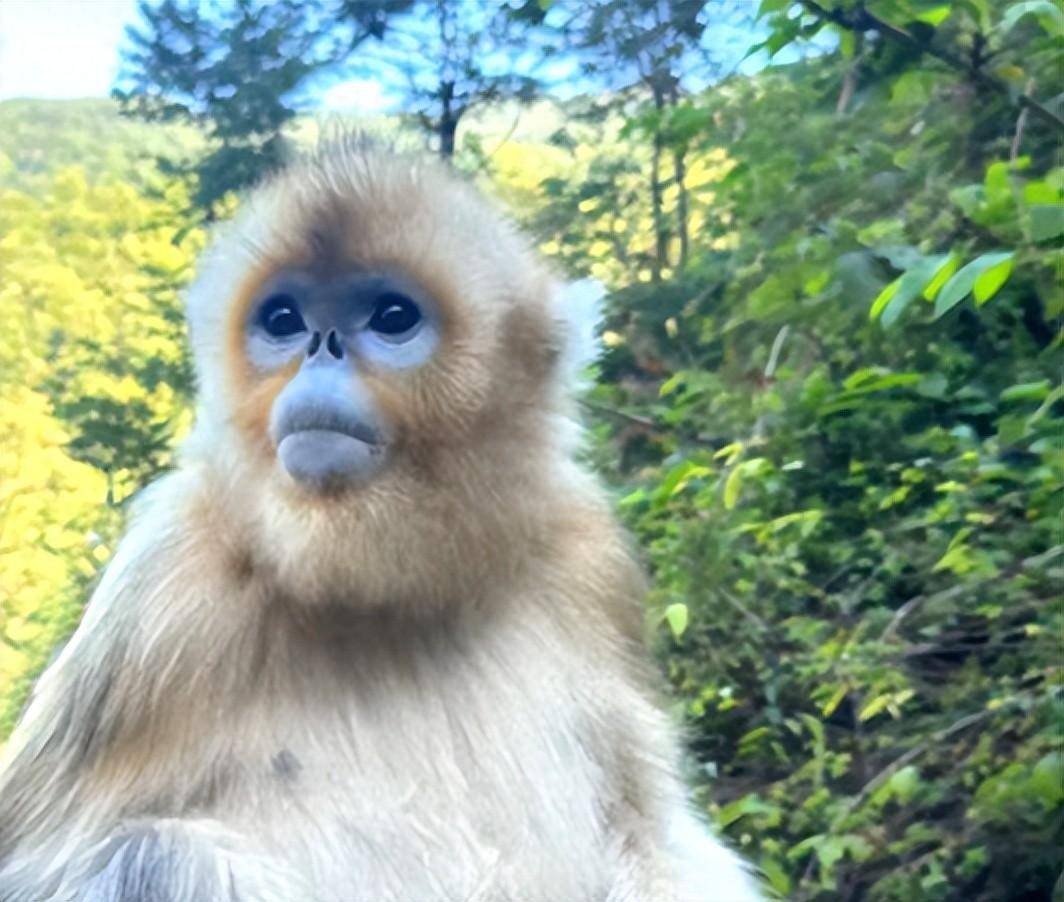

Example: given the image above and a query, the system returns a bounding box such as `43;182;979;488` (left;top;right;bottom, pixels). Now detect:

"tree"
560;0;748;277
346;0;542;158
115;0;411;214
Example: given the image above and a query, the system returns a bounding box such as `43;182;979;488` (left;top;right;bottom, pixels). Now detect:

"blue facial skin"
245;271;440;490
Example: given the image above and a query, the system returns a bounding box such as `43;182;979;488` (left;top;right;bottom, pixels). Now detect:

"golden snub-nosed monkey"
0;139;762;902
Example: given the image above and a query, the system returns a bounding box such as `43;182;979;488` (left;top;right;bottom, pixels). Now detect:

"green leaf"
934;252;1014;317
713;441;743;463
1001;380;1051;402
724;465;745;510
922;254;960;300
664;603;688;638
838;28;856;58
973;256;1015;305
658;461;712;499
1028;384;1064;425
843;368;922;393
890;71;935;105
757;0;791;16
1001;0;1064;36
723;458;769;510
1029;205;1064;242
760;858;792;897
886;765;922;803
858;694;891;722
915;4;952;25
879;255;949;326
659;373;684;397
869;277;901;320
821;684;848;717
1031;752;1064;805
718;793;781;827
1024;180;1060;205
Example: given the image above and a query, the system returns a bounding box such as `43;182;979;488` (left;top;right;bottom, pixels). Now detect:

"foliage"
3;0;1062;898
0;107;202;737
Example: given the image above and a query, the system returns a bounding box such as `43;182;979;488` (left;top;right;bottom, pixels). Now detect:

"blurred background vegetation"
1;1;1061;898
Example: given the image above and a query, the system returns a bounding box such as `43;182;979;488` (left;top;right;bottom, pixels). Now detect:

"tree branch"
798;0;1064;132
840;708;995;817
578;399;724;449
1011;78;1037;161
881;544;1064;642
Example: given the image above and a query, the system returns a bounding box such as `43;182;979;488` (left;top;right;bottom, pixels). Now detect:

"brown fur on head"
182;139;588;610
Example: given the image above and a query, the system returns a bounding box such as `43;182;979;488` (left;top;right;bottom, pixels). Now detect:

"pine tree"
115;0;410;214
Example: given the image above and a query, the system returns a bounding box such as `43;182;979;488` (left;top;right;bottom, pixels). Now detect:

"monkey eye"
258;294;307;338
368;293;422;339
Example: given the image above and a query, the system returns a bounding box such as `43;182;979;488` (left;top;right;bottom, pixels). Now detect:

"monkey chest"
232;646;617;900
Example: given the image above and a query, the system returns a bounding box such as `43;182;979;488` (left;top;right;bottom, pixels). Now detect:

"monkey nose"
326;330;344;360
306;330;344;361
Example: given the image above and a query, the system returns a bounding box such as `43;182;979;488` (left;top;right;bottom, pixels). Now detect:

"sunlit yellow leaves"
489;132;738;291
0;158;201;737
589;262;613;282
3;618;43;644
0;645;29;679
684;148;737;192
664;603;689;638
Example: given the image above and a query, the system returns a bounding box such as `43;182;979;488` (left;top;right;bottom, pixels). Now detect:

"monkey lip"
274;408;381;447
273;406;385;488
276;429;385;488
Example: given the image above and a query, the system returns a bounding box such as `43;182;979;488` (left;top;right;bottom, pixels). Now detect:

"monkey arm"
0;819;311;902
68;820;312;902
600;716;763;902
551;511;762;902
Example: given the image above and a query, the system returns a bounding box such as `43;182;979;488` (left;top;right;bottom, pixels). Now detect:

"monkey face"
185;145;560;532
181;146;567;603
241;269;440;490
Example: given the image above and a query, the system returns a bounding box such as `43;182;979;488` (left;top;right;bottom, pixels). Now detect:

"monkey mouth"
273;410;385;488
274;407;381;447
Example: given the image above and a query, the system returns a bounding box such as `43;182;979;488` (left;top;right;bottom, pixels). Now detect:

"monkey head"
181;142;579;606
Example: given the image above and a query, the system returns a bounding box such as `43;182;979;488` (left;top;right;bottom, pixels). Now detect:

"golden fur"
0;141;760;901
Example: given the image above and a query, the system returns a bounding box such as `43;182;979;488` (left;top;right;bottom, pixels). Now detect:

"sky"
0;1;789;111
0;0;394;111
0;0;137;102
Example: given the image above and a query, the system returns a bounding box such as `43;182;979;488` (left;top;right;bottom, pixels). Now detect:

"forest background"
0;1;1061;899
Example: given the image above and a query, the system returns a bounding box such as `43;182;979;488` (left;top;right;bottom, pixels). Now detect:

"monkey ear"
553;278;605;388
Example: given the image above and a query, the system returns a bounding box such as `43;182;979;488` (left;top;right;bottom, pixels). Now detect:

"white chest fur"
224;606;616;901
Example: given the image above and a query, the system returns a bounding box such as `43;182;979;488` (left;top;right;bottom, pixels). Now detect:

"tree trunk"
667;83;689;270
649;85;668;281
439;80;456;159
439;117;457;158
835;31;863;115
672;147;688;269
